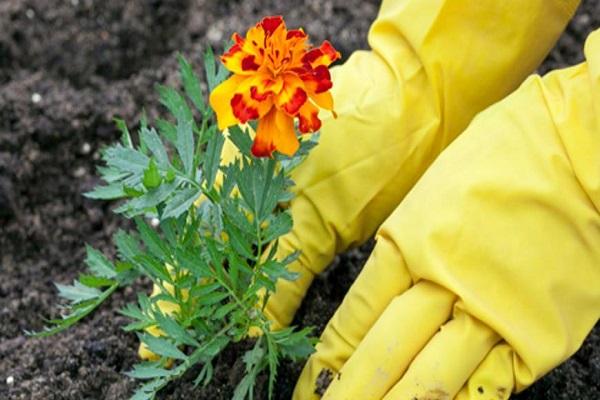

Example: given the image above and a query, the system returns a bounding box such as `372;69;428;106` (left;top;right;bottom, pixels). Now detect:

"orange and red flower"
209;16;340;157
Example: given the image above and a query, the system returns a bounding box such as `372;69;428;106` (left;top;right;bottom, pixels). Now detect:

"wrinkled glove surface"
263;0;579;330
294;27;600;400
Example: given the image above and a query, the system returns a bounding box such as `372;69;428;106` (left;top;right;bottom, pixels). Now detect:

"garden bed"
0;1;599;399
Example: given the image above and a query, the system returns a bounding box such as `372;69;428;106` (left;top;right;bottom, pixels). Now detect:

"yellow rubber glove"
263;0;579;330
294;28;600;400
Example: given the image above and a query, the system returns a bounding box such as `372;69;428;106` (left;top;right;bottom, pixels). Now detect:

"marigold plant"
210;16;340;157
31;16;338;400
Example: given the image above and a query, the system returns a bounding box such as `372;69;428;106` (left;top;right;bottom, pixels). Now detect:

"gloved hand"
140;0;579;358
262;0;579;330
294;28;600;400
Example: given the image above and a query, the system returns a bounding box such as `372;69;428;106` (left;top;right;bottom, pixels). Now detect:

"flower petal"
231;74;275;123
260;16;284;36
301;64;333;94
302;40;341;68
297;100;321;133
273;109;299;156
309;90;334;111
221;43;260;75
209;74;247;130
251;109;299;157
276;74;308;116
252;108;277;157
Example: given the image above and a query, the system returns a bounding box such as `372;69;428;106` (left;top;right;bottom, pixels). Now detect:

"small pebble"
25;9;35;19
71;0;79;5
150;217;160;228
81;142;92;155
6;375;14;385
31;93;42;104
73;166;87;178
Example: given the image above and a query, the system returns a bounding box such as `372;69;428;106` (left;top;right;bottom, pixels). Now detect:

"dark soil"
0;1;598;399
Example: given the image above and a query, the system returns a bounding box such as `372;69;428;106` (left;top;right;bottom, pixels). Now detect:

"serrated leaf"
204;47;230;94
227;125;253;156
203;125;224;188
157;85;193;123
154;312;199;347
84;245;117;278
178;54;205;113
104;145;150;174
156;118;177;144
84;183;126;200
79;274;116;288
55;281;102;304
126;364;177;379
213;302;237;320
114;230;142;261
178;119;195;177
162;187;201;219
138;333;187;360
135;217;170;261
140;127;170;169
262;212;293;243
114;118;133;148
196;290;228;306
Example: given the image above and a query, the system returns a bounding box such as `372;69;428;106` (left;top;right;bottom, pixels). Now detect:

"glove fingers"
382;310;500;400
292;236;414;399
314;281;455;400
455;343;515;400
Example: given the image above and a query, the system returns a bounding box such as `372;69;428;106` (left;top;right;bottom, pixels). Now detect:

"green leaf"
126;364;178;379
156;118;177;144
204;47;230;95
262;212;293;243
103;145;150;174
28;282;118;338
176;117;195;176
140;127;170;169
203;125;224;188
227;125;253;156
154;312;199;347
114;230;142;262
134;254;172;283
135;217;170;261
84;183;126;200
157;85;193;123
178;54;205;113
213;302;237;320
114;118;133;148
115;181;178;216
142;158;162;189
79;274;116;288
162;187;201;219
55;281;102;304
84;245;117;278
138;333;187;360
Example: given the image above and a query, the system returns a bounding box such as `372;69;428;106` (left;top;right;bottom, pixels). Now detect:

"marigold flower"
209;16;340;157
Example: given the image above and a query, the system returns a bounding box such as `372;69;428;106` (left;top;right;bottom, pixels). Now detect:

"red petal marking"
222;43;242;59
320;40;341;62
311;65;333;93
301;48;321;65
250;86;271;101
260;16;284;36
286;29;306;40
297;101;321;133
282;87;307;115
231;93;259;123
232;32;244;45
241;55;260;71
